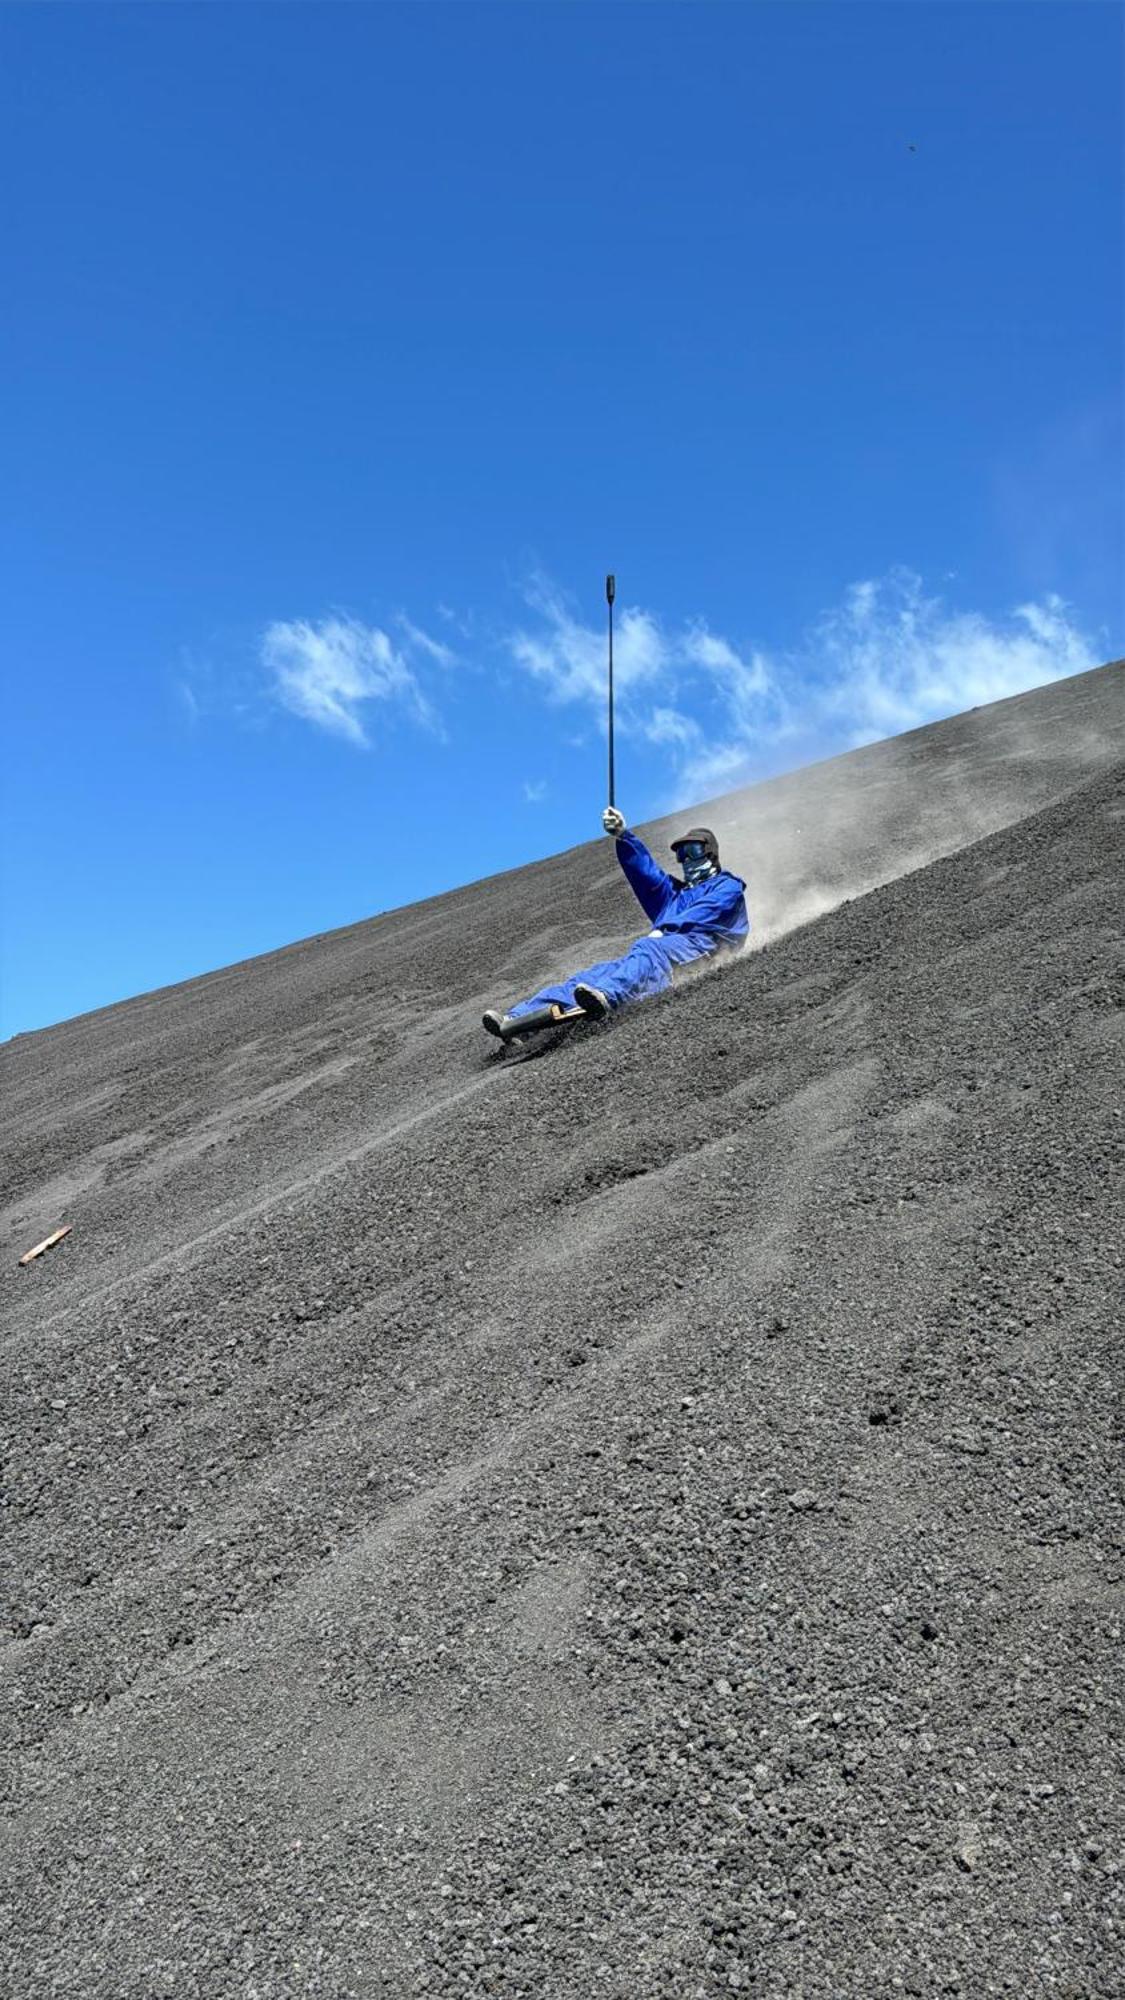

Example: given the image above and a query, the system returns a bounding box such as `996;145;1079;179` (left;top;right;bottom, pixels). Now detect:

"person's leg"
506;956;623;1020
512;937;674;1021
592;935;678;1006
499;932;710;1027
580;932;717;1009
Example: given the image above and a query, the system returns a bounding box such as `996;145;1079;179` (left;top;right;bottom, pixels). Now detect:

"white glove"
603;806;626;837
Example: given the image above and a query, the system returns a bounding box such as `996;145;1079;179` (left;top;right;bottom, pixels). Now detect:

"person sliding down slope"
482;807;749;1044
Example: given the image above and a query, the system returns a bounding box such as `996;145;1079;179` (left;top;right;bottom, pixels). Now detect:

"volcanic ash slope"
3;772;1125;1993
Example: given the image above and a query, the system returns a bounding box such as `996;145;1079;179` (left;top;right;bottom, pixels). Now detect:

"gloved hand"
603;806;626;837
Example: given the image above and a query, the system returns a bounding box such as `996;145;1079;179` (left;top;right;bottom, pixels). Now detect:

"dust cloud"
642;659;1124;948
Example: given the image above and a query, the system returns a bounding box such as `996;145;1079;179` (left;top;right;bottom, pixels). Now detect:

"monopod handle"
606;573;616;808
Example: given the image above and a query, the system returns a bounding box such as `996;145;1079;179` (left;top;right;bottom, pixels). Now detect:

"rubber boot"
573;984;611;1020
482;1005;559;1043
506;1005;563;1038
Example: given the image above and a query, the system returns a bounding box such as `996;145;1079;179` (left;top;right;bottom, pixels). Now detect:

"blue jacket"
616;831;749;952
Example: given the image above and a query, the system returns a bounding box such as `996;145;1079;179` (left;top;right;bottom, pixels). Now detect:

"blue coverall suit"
509;831;749;1020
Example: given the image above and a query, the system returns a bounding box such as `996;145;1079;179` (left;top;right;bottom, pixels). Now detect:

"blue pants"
509;931;712;1019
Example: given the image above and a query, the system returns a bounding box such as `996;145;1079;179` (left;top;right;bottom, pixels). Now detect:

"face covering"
676;841;716;887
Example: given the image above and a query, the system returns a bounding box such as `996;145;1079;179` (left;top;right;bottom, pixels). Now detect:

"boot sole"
573;985;610;1020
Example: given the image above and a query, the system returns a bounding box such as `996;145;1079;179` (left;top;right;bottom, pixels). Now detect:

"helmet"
672;826;720;886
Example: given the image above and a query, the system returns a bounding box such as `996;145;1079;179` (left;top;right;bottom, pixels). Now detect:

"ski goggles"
674;840;715;883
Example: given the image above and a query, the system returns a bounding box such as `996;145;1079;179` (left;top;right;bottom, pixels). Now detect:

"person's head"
672;827;720;887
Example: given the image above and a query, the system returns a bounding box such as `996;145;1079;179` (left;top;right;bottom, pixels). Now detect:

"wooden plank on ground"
18;1225;72;1267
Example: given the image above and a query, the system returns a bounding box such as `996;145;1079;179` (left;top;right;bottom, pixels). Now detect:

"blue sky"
2;1;1121;1037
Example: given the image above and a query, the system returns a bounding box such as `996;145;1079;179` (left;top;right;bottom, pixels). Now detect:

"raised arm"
602;807;677;924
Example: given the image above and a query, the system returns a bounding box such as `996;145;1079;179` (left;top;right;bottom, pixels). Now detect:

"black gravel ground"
3;663;1124;1998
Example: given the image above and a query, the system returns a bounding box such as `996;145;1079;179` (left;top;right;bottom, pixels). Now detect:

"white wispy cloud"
813;572;1098;745
507;569;1101;803
522;778;548;804
641;705;701;749
262;614;437;747
174;678;200;725
256;571;1100;786
510;573;666;705
396;613;458;667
